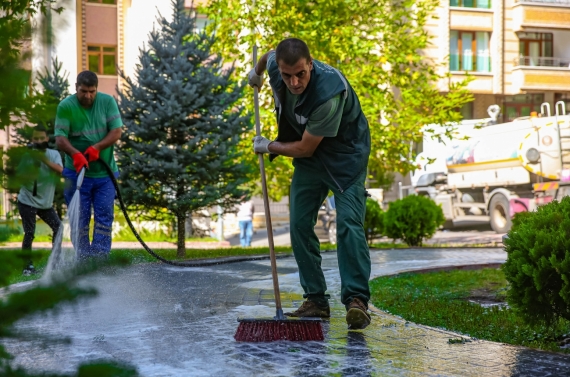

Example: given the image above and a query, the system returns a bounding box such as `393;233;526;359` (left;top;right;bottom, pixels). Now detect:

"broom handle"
253;45;283;317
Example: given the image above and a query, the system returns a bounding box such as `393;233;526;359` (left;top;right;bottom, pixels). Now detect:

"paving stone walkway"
3;248;570;376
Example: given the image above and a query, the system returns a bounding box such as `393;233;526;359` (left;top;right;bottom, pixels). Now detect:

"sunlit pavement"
3;248;570;376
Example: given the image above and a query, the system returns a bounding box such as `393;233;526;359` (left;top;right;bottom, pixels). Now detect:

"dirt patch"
466;287;508;308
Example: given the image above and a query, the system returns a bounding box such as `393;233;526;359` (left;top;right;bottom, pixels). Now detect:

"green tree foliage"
503;198;570;326
364;198;384;246
0;0;64;129
202;0;473;200
384;195;444;246
11;58;70;218
19;57;71;142
117;0;252;257
0;253;138;376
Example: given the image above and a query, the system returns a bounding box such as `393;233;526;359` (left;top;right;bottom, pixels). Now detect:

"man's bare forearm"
56;136;81;157
268;140;314;158
255;51;274;76
267;130;324;158
93;128;122;151
42;159;63;175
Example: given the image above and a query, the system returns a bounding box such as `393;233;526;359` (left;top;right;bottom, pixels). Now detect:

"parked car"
315;196;337;245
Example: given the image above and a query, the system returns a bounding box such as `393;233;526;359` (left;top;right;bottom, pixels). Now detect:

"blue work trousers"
63;168;117;258
239;220;253;247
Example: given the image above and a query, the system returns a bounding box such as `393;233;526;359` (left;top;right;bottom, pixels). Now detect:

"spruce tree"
118;0;251;257
12;58;70;218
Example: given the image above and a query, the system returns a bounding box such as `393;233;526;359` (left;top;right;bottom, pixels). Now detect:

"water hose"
96;159;233;267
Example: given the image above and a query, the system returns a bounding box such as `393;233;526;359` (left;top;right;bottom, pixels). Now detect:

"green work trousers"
290;166;371;309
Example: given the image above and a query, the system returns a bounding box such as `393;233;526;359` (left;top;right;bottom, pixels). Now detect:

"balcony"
515;0;570;4
512;56;570;92
516;56;570;67
513;0;570;31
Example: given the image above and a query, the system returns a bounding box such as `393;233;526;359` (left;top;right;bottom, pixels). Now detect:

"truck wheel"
328;222;337;245
489;194;512;234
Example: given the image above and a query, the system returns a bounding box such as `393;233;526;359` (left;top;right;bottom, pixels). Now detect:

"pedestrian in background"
237;196;255;247
55;71;123;259
17;126;63;275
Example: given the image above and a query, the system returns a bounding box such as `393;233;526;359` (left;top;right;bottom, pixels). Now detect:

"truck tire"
489;194;512;234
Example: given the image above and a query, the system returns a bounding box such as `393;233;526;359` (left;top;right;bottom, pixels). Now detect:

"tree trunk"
177;214;186;258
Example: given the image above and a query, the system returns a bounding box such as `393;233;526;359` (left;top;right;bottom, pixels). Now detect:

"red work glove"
84;146;100;162
72;152;89;173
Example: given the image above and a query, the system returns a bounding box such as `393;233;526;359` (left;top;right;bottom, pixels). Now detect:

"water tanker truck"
412;101;570;233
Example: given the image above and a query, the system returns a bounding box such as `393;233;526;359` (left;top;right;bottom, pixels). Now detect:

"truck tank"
413;102;570;233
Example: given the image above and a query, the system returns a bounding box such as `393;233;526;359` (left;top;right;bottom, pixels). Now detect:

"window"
87;0;117;4
87;46;117;75
504;94;544;121
450;0;491;8
518;33;553;67
450;31;491;72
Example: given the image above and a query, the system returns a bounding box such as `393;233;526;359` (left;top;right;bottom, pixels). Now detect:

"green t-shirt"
54;93;123;178
283;90;344;137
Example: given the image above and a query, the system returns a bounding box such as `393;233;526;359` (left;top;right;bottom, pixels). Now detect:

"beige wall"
86;4;118;45
98;76;118;96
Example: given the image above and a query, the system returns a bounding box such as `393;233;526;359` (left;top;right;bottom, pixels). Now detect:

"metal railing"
515;0;570;4
515;56;570;68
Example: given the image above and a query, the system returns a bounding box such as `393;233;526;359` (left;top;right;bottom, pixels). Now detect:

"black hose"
97;159;227;267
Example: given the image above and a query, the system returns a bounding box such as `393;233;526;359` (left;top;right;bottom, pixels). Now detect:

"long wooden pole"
253;45;283;318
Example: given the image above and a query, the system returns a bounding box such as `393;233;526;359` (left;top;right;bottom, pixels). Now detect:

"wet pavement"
3;248;570;376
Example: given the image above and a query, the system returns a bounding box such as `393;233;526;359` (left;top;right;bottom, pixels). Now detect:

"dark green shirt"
283;90;344;138
55;93;122;178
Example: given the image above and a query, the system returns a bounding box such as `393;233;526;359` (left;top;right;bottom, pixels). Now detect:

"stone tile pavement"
2;248;570;376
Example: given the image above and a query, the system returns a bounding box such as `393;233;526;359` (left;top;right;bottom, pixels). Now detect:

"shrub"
364;198;384;245
383;195;445;246
502;198;570;325
0;226;21;243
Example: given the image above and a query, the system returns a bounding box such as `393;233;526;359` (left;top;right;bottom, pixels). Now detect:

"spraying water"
41;168;85;283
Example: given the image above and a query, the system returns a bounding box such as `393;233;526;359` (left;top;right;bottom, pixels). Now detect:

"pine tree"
11;58;70;218
16;57;70;144
118;0;251;257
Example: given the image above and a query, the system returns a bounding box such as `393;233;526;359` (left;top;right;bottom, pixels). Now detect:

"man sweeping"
55;71;123;259
248;38;372;329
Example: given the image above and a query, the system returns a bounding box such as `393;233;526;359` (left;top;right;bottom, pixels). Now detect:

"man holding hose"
55;71;122;258
249;38;372;329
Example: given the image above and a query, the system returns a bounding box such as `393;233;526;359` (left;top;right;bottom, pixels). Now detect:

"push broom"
234;46;324;342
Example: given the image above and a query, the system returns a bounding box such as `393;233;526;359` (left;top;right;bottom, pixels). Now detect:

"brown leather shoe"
285;300;330;318
346;297;371;329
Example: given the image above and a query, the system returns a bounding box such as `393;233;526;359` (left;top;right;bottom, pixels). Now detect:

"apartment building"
426;0;570;122
32;0;207;96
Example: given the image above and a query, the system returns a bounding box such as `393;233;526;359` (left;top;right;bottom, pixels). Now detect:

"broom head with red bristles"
234;317;324;342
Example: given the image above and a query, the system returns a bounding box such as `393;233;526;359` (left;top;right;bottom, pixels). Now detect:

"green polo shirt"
283;91;344;137
54;93;122;178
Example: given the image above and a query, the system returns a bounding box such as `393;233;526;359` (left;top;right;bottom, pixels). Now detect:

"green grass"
370;268;570;353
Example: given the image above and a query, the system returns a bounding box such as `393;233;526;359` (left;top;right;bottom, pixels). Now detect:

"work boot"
346;297;371;330
285;300;330;318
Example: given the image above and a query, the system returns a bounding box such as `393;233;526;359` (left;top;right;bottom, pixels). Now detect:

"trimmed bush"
383;195;445;246
364;198;384;246
0;226;21;243
502;198;570;325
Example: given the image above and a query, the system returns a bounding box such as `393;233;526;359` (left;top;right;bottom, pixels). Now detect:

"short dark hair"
33;125;48;134
76;70;98;87
275;38;311;67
